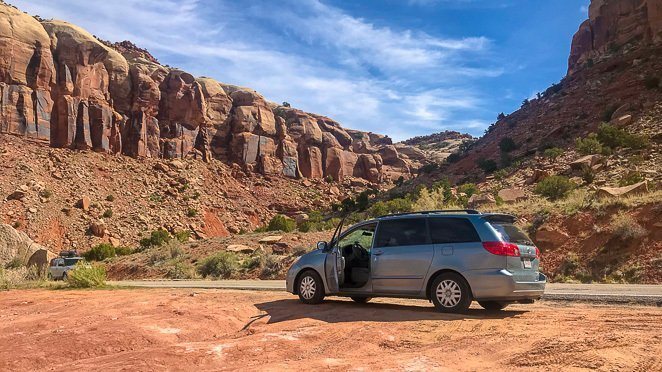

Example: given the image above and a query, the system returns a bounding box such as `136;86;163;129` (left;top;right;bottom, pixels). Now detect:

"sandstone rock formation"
569;0;662;74
0;223;45;267
0;2;422;182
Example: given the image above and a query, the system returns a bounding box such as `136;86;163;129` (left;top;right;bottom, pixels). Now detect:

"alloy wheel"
436;279;461;308
300;276;316;300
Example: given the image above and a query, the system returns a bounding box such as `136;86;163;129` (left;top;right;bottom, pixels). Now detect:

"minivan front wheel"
297;270;325;304
431;273;472;313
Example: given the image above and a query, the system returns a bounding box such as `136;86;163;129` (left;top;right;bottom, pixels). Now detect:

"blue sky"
13;0;589;141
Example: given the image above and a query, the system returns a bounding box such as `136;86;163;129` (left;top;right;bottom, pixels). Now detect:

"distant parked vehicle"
48;251;84;280
286;210;546;313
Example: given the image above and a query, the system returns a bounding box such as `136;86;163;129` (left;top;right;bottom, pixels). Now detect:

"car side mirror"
317;241;328;251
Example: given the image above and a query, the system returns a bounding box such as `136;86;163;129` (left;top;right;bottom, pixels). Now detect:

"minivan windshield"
489;222;534;246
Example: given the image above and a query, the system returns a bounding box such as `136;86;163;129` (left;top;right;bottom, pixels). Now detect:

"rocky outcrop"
0;223;45;267
568;0;662;74
0;2;422;183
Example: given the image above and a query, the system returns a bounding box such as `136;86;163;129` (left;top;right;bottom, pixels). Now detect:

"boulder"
498;188;526;204
570;154;603;171
526;169;550;185
79;196;91;211
0;223;45;267
27;248;57;272
89;220;107;237
258;235;283;244
226;244;254;253
467;194;496;209
597;181;648;198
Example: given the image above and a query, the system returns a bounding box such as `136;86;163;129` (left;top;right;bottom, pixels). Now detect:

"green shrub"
165;261;195;279
241;255;263;271
499;137;518;153
115;246;133;256
597;124;649;150
39;189;53;198
419;163;439;174
186;208;198;217
457;183;478;198
619;172;644;187
198;251;238;279
106;195;115;202
581;166;595;184
324;175;334;183
83;243;116;261
67;263;106;288
140;229;171;249
149;193;163;203
575;134;602;155
477;158;497;173
610;213;647;240
543;147;564;160
266;214;296;232
446;152;461;163
534;176;575;200
174;230;191;243
102;209;113;218
260;254;282;279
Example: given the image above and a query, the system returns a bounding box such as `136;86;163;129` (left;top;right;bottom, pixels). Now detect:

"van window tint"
374;218;428;248
489;222;534;245
429;217;480;244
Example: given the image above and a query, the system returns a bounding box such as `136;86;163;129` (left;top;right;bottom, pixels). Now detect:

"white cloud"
11;0;499;140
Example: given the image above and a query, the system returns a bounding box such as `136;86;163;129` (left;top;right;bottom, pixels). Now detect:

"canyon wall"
0;3;423;183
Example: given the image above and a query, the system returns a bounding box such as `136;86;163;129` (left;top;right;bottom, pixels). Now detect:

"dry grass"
491;189;662;217
609;212;648;240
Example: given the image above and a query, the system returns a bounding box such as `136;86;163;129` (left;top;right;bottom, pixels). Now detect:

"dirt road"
1;289;661;371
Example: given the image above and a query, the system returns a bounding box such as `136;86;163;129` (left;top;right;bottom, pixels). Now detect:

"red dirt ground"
1;289;661;371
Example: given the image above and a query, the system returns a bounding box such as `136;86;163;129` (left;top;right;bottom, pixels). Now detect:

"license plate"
522;259;532;269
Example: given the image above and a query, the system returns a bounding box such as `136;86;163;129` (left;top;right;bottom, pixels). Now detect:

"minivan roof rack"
377;209;481;219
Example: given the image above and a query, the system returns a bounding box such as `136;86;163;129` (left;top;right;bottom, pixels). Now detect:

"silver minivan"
286;210;546;313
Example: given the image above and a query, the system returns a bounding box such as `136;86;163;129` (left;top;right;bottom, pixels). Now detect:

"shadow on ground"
254;298;527;324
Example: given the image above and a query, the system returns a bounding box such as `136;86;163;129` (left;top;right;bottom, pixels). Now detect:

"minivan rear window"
429;217;480;244
374;218;428;248
488;222;534;246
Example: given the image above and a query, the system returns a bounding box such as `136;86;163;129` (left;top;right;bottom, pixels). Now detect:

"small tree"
477;158;497;173
575;134;603;155
534;176;575;200
543;147;564;160
266;214;296;232
499;137;518;153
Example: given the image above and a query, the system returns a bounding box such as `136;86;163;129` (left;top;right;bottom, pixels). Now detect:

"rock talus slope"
0;2;423;183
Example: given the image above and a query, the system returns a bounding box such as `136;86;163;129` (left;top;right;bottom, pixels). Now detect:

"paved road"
111;280;662;305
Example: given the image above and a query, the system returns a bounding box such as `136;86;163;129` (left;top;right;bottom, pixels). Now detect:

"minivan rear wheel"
478;301;508;311
431;273;472;313
296;270;325;304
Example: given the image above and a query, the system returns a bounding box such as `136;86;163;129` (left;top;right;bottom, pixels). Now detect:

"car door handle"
373;250;383;256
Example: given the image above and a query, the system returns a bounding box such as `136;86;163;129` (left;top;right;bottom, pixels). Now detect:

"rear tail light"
535;246;541;259
482;241;520;257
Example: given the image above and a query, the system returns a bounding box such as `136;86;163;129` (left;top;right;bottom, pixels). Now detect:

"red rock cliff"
0;2;424;183
568;0;662;74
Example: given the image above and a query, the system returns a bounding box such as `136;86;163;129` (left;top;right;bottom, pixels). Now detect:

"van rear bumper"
466;269;546;301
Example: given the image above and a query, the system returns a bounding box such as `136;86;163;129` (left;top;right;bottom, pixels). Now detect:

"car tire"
61;272;68;281
431;273;472;313
351;296;372;303
297;270;325;304
478;301;509;311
